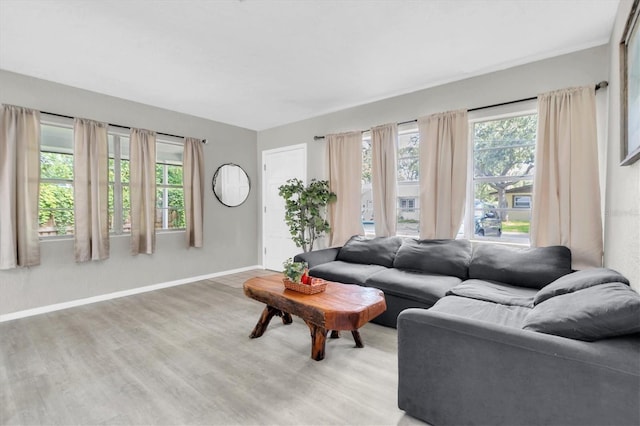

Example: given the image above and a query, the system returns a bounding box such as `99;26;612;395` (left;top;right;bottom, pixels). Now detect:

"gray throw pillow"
393;239;471;279
523;283;640;341
336;235;403;268
468;244;572;289
534;267;630;305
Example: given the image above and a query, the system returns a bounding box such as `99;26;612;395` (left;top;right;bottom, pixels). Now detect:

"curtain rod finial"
202;139;208;144
597;81;608;89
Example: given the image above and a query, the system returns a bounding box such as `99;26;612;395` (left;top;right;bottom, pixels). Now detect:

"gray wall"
603;0;640;291
0;70;259;315
256;45;636;285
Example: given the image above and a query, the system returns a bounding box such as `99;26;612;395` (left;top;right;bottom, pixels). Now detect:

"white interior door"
262;144;307;271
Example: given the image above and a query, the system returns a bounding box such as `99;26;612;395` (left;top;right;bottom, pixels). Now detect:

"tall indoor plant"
278;178;336;252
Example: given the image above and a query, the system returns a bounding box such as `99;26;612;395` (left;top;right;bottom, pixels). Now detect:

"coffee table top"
243;274;386;330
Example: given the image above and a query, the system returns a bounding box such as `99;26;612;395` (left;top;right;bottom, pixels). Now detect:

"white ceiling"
0;0;620;131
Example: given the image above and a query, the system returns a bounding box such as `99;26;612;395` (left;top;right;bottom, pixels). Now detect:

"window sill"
39;229;186;242
40;235;73;242
157;229;186;234
469;238;529;247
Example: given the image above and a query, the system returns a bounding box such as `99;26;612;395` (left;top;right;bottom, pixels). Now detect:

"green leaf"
278;179;337;252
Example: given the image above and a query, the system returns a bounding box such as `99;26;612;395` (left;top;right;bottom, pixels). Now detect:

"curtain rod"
40;110;208;144
313;81;608;141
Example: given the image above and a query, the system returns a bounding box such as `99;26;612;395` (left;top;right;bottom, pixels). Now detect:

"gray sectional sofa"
294;235;640;426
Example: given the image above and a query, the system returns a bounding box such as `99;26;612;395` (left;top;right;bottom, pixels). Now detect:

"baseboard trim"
0;264;264;323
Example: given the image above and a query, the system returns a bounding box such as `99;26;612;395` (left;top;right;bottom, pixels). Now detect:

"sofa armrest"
397;308;640;426
293;247;340;268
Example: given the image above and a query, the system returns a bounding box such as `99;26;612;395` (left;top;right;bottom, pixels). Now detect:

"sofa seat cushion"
336;235;403;267
365;268;461;306
534;267;631;305
523;282;640;341
446;279;537;307
308;261;387;285
469;244;572;289
429;295;531;328
393;239;471;279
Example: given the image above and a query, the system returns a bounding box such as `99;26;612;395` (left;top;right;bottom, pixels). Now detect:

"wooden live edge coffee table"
243;274;386;361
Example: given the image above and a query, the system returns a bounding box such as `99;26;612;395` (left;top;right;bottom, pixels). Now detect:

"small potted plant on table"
283;258;307;284
282;258;326;294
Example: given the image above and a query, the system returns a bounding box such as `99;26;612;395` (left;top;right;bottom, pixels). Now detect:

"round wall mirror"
212;163;251;207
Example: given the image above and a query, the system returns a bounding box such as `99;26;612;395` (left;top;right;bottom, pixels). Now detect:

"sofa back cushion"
523;282;640;341
534;267;630;305
469;244;572;289
393;239;471;279
336;235;403;267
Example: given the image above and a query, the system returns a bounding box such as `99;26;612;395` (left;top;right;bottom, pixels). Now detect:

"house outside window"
465;111;537;244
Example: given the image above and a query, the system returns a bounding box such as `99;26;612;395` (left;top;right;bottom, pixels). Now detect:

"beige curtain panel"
371;123;398;237
418;109;468;239
532;86;603;269
73;118;109;262
327;131;363;246
130;128;157;255
0;105;41;269
183;137;204;248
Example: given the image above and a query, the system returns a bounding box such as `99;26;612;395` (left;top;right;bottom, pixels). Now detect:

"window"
360;110;536;244
362;135;374;236
396;126;419;236
38;115;186;237
155;141;185;230
108;133;130;234
467;113;537;244
399;198;416;210
361;125;420;237
513;195;531;209
39;122;74;236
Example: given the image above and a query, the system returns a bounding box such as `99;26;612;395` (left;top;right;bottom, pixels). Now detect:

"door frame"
261;143;307;270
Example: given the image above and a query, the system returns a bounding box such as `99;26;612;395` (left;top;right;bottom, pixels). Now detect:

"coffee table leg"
305;321;328;361
250;306;287;338
330;330;340;339
351;330;364;348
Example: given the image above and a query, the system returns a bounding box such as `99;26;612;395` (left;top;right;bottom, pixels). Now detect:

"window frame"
464;101;537;245
395;124;420;237
361;124;421;238
108;127;130;235
155;138;186;232
39;115;75;239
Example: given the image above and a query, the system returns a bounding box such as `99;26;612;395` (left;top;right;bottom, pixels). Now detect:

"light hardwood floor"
1;269;426;425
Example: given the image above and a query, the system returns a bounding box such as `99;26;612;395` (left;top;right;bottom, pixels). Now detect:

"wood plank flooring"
1;269;426;425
